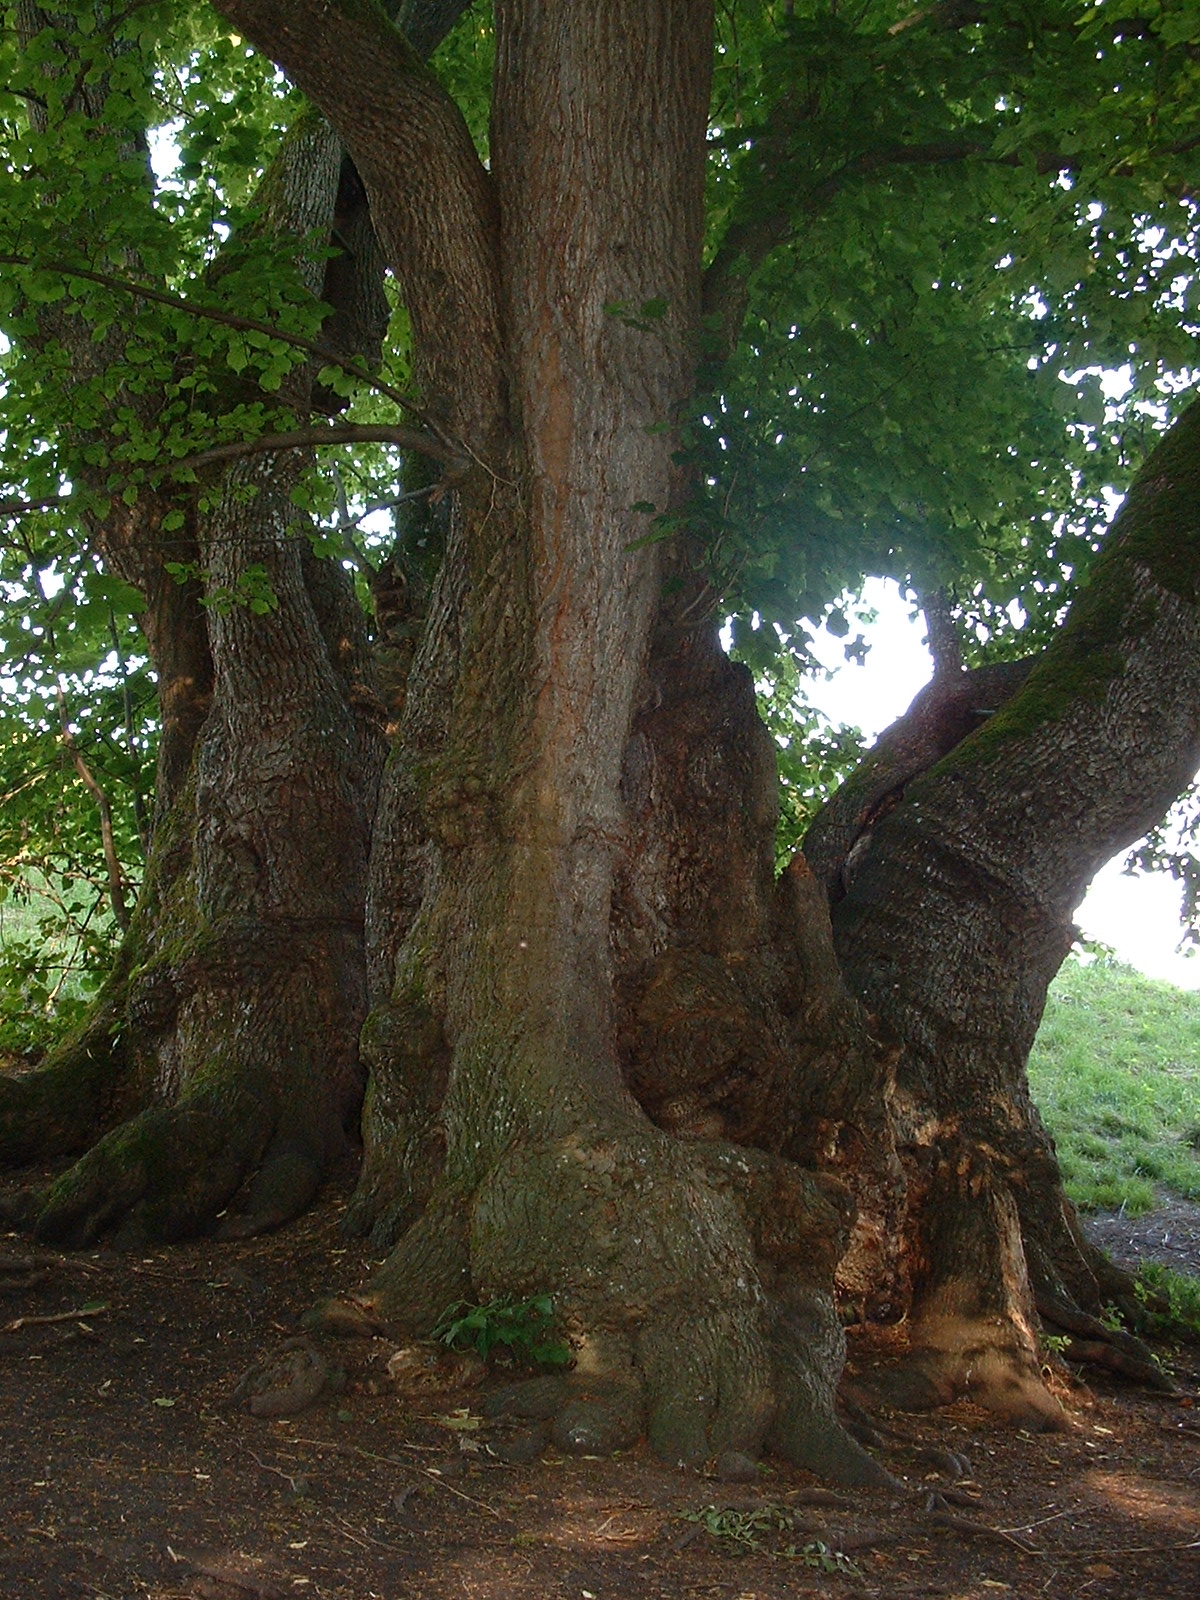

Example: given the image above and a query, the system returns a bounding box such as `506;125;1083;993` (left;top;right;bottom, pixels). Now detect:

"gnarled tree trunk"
10;0;1200;1485
1;23;391;1245
809;400;1200;1419
217;0;900;1484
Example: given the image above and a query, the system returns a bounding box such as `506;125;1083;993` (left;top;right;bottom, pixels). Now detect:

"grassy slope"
1029;957;1200;1215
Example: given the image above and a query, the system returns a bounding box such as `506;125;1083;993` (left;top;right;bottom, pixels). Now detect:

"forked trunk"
230;0;894;1481
815;401;1200;1418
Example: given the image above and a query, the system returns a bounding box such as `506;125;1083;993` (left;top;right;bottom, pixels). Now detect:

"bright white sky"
805;577;1200;991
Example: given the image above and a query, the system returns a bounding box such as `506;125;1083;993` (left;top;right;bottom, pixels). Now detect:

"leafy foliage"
682;1503;862;1572
0;538;152;1059
431;1293;572;1369
700;0;1198;656
1;0;1199;1030
1135;1263;1200;1345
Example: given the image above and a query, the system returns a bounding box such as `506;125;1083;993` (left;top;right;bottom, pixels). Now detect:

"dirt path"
2;1166;1197;1600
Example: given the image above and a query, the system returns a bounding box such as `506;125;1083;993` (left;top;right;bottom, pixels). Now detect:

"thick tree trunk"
222;0;894;1484
17;430;387;1245
814;401;1200;1419
1;37;389;1244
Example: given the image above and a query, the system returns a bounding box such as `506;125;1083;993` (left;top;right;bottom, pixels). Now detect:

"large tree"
1;0;1197;1481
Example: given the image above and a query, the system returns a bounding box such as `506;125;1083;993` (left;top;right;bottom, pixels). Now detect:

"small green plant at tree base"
1135;1265;1200;1344
682;1505;861;1573
431;1292;572;1368
791;1539;863;1576
1099;1302;1125;1333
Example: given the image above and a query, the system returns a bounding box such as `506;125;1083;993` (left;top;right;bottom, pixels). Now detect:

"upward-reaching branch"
214;0;506;447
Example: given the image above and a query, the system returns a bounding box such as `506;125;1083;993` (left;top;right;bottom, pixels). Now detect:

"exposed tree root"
33;1085;276;1249
1058;1336;1177;1392
921;1501;1044;1557
318;1127;900;1486
0;997;137;1168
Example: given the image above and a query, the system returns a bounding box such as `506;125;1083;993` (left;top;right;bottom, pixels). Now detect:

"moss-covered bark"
817;401;1200;1417
1;63;388;1245
23;436;386;1247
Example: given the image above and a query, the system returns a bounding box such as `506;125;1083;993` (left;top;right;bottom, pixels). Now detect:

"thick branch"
803;655;1038;902
833;398;1200;1037
393;0;474;59
213;0;506;445
919;588;965;679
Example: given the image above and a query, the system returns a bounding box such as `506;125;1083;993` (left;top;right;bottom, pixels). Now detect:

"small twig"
3;1304;108;1333
997;1507;1070;1535
319;1510;409;1554
290;1436;503;1518
927;1483;985;1509
56;688;130;931
0;492;65;519
244;1448;306;1493
1058;1537;1200;1560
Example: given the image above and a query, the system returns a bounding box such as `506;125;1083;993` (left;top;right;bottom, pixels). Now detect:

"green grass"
1028;957;1200;1215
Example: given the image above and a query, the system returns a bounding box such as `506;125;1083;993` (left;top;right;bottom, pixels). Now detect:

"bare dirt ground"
1;1162;1197;1600
1083;1194;1200;1281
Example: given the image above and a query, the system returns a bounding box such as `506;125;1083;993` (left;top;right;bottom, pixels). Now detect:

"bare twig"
0;493;65;519
56;689;130;931
1059;1537;1200;1560
167;422;466;477
244;1448;307;1493
319;1510;410;1554
290;1436;504;1518
3;1304;108;1332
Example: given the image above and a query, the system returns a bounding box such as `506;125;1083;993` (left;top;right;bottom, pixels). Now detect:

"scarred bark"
815;401;1200;1419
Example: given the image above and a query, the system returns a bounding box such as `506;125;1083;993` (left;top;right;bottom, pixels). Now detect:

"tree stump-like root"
17;947;364;1249
315;1128;899;1486
849;1158;1071;1429
860;1316;1069;1431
